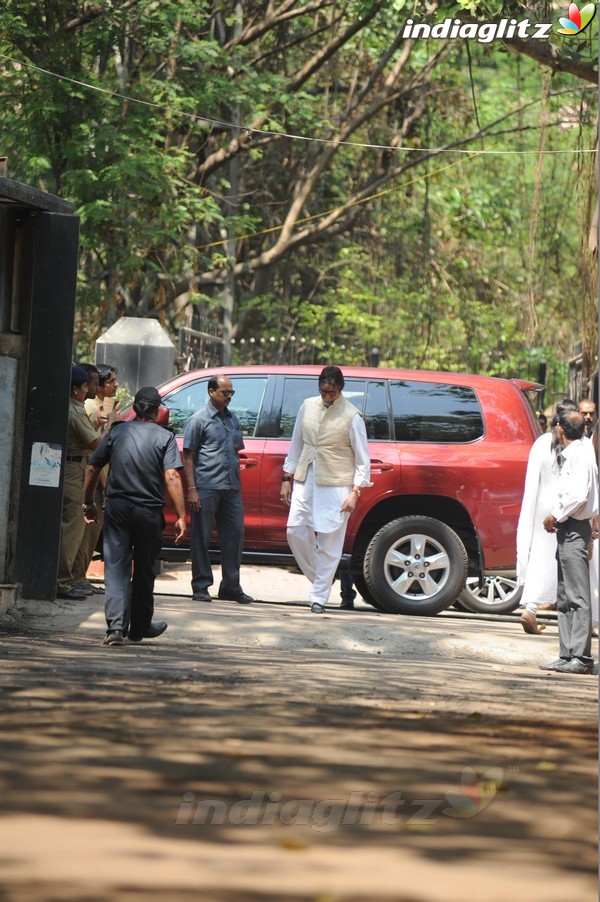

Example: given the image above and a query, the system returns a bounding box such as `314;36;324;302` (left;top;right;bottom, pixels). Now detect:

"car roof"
159;364;542;393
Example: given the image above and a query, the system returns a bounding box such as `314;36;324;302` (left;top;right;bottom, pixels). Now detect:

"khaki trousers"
56;462;86;594
72;482;104;584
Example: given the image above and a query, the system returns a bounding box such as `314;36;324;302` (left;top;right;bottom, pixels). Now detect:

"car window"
278;377;389;440
278;378;369;437
364;380;390;440
228;377;268;436
344;379;390;440
162;379;210;435
390;380;484;443
162;376;268;437
279;378;315;437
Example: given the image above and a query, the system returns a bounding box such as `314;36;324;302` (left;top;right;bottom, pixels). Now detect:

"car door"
260;375;400;549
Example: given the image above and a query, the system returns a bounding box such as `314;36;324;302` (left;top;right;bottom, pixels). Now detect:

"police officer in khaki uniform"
72;364;121;593
56;366;101;599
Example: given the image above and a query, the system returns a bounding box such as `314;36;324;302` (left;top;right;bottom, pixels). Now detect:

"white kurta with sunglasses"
283;394;371;607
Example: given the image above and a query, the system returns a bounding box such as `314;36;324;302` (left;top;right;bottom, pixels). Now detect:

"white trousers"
287;522;348;607
286;465;350;607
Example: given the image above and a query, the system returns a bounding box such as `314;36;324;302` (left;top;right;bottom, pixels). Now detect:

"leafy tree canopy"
0;0;596;391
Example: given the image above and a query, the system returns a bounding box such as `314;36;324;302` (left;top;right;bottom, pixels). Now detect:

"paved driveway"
0;566;597;901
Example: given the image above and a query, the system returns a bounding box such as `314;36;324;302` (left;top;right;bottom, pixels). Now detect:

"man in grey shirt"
183;375;253;604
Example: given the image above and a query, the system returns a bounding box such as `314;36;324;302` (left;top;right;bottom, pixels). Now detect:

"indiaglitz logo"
556;2;597;35
441;766;504;818
175;766;506;829
401;17;554;43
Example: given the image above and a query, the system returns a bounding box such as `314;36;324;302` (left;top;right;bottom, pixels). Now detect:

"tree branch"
502;35;598;85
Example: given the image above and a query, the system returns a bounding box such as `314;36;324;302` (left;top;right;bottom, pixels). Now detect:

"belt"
66;455;84;462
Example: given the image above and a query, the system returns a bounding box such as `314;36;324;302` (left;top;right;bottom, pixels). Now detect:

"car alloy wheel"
363;516;468;615
458;574;522;615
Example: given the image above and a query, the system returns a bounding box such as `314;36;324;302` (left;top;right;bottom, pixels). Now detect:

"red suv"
152;365;539;615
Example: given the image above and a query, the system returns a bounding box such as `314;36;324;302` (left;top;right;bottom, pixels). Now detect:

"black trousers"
103;498;164;635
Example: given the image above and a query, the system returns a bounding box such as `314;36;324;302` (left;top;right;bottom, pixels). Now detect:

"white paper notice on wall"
29;442;62;488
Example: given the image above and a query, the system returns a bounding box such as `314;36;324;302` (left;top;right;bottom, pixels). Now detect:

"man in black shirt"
83;386;186;646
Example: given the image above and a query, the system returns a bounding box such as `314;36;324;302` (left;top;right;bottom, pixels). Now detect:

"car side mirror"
157;405;170;427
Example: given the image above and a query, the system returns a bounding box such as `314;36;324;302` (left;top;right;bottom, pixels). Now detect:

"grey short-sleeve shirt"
183;402;244;491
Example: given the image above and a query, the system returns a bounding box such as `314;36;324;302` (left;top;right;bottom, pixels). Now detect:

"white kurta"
516;432;559;611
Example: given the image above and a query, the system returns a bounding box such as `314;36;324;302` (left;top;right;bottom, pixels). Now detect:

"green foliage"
0;0;596;390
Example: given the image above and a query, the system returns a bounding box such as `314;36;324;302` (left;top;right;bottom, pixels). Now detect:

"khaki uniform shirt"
67;398;98;467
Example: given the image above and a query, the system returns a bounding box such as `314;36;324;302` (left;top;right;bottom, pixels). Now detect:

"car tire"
458;575;523;615
363;516;468;615
352;572;387;611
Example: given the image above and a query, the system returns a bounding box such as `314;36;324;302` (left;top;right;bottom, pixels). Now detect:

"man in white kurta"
280;367;371;612
516;431;560;633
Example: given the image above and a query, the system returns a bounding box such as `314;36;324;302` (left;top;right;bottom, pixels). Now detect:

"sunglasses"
319;387;339;396
219;389;235;398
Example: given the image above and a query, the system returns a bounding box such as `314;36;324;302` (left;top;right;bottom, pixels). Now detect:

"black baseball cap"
134;386;161;407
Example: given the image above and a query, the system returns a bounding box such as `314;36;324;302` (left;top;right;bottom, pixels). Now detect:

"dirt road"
0;566;597;901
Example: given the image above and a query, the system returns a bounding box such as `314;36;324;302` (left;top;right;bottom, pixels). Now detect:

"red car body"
137;365;540;614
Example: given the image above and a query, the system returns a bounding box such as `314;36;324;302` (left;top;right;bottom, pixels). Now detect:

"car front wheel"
363;516;468;615
458;575;522;615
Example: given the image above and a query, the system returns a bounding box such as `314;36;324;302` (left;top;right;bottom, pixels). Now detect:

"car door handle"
370;459;394;472
239;455;258;469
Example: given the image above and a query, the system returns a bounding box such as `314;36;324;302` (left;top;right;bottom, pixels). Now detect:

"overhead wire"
0;50;596;156
0;49;595;255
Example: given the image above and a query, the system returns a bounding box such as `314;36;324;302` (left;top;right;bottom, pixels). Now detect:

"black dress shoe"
128;621;168;642
538;658;570;672
554;658;594;674
193;591;212;602
218;591;254;604
340;598;355;610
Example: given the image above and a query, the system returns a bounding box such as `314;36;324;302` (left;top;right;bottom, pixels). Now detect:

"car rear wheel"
363;516;468;615
458;574;522;615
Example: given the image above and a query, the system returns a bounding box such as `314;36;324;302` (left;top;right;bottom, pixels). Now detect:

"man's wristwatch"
281;475;292;482
82;502;96;511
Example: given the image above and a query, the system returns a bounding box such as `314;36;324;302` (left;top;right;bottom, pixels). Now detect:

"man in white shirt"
540;410;598;674
280;366;371;613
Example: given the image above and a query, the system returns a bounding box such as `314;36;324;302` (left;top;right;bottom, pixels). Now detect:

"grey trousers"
190;488;244;596
556;518;593;664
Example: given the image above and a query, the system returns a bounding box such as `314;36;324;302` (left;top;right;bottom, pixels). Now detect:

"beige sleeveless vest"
294;394;359;486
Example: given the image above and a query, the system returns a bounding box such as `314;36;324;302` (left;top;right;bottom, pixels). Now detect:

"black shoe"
57;587;87;600
218;591;254;604
128;621;168;642
103;630;124;646
193;591;212;602
554;658;594;675
340;598;355;610
538;658;570;672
